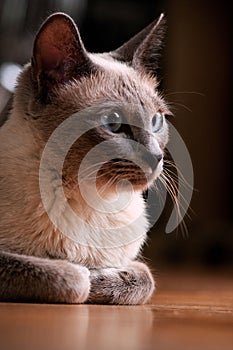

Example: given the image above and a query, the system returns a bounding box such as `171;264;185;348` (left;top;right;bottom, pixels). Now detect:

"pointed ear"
112;14;166;75
31;13;93;100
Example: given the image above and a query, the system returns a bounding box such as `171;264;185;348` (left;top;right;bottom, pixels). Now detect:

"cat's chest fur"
0;115;148;268
36;172;149;268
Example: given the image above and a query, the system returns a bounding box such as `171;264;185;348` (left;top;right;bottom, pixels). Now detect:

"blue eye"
151;112;164;133
101;112;122;133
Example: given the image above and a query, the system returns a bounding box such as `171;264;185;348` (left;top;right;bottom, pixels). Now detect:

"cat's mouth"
96;158;162;191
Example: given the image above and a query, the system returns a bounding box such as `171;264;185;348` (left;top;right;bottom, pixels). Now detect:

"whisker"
159;168;190;238
161;170;192;221
162;169;192;213
78;171;110;187
98;174;116;195
78;162;111;186
78;161;107;178
164;158;195;192
167;102;193;113
151;179;167;209
165;91;205;97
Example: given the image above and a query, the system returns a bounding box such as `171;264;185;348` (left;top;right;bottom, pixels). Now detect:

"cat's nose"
141;151;163;172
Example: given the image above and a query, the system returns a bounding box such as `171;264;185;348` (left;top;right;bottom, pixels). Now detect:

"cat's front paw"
66;264;91;303
88;261;155;305
37;259;91;303
0;251;91;304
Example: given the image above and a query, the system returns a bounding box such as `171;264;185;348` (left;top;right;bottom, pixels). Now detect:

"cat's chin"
125;163;163;191
130;175;159;192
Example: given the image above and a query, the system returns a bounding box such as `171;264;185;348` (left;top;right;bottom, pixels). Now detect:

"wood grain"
0;270;232;350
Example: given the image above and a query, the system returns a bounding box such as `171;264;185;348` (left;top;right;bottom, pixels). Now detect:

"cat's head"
17;13;170;192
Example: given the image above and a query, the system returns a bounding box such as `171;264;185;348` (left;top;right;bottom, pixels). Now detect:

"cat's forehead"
91;53;159;105
58;54;167;118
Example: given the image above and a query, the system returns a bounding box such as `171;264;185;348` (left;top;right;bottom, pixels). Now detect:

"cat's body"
0;13;169;304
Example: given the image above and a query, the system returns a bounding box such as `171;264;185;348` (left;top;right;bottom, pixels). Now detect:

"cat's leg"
88;261;155;305
0;251;90;303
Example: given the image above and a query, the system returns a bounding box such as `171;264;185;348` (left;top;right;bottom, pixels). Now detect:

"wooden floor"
0;270;232;350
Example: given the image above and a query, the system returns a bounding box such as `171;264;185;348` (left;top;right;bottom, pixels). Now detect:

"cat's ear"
112;14;166;75
31;13;93;100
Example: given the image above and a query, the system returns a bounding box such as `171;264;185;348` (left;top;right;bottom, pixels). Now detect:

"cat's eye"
101;112;122;133
151;112;164;133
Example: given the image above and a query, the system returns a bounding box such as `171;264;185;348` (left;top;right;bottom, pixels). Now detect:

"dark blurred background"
0;0;232;271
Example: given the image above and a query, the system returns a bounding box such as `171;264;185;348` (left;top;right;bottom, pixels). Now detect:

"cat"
0;12;170;304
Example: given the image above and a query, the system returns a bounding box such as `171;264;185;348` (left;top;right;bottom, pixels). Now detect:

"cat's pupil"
151;112;164;133
101;112;122;133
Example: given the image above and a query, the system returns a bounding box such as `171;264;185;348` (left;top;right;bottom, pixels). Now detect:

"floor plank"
0;270;232;350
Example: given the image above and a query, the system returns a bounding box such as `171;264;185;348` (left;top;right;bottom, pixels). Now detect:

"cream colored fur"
0;106;148;268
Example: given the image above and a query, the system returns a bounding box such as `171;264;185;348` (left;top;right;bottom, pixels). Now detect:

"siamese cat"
0;12;170;304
